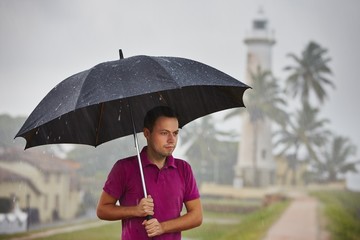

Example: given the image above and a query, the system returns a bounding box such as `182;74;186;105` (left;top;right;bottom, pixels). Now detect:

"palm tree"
226;67;287;126
225;67;287;186
284;41;335;105
181;115;237;185
274;102;330;185
311;135;359;182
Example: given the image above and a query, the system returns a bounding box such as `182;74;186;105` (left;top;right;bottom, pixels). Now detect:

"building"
0;168;28;234
0;148;82;225
234;9;277;188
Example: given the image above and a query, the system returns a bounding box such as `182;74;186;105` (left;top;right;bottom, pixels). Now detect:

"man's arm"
143;198;202;237
96;191;154;221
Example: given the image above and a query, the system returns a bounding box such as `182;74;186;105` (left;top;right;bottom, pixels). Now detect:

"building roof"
0;148;81;192
0;148;77;173
0;167;27;182
0;167;41;195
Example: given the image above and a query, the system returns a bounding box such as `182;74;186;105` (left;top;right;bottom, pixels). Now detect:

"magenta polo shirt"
103;147;200;240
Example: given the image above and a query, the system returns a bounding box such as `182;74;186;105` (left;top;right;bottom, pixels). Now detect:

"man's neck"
147;149;166;169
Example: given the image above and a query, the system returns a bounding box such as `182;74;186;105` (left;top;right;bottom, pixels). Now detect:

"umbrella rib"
147;56;182;88
95;103;105;146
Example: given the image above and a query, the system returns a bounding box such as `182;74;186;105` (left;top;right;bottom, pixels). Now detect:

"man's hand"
142;218;164;237
136;195;154;217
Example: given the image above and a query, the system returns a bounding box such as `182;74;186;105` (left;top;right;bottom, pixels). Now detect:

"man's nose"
167;133;176;142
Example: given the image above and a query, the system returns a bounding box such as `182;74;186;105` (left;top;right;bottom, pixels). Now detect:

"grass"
219;201;289;240
36;222;121;240
311;190;360;240
3;190;358;239
0;221;121;240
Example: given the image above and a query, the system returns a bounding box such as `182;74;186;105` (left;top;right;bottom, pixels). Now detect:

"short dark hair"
144;106;178;131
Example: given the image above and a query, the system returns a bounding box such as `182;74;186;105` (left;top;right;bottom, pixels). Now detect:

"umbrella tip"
119;49;124;59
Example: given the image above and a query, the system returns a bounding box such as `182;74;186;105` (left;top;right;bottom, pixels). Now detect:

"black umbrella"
16;50;250;198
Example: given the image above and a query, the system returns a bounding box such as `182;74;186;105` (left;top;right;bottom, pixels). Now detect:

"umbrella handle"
132;117;154;220
129;101;153;220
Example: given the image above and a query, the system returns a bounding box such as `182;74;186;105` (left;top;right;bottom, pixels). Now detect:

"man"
97;106;202;239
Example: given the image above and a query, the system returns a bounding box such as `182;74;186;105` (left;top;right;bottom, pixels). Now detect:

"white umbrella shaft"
133;131;148;198
129;103;148;198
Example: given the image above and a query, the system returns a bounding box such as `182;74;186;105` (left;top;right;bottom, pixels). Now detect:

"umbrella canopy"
16;53;250;149
16;52;251;201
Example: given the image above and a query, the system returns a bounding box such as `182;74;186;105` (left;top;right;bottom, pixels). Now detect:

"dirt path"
263;195;329;240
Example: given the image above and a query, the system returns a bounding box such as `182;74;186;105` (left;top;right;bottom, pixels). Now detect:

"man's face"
144;116;179;159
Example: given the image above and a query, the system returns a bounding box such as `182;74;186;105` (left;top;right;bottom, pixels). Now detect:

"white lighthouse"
234;9;276;188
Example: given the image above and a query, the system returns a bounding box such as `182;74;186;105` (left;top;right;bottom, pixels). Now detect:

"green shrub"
311;190;360;240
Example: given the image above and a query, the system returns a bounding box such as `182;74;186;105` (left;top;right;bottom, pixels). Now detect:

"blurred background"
1;0;359;239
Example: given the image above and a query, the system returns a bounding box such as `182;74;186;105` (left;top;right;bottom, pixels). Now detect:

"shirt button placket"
159;168;166;183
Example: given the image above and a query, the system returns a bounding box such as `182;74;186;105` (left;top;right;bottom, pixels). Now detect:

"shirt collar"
140;146;177;169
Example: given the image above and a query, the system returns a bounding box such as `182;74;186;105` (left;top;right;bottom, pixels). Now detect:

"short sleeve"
103;160;125;199
182;162;200;202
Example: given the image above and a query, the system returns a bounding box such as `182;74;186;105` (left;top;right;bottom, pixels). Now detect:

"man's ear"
143;128;150;139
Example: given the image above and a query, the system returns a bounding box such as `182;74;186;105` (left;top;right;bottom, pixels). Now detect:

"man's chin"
163;149;174;156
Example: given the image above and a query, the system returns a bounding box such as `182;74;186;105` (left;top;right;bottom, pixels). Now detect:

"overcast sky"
1;0;360;189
